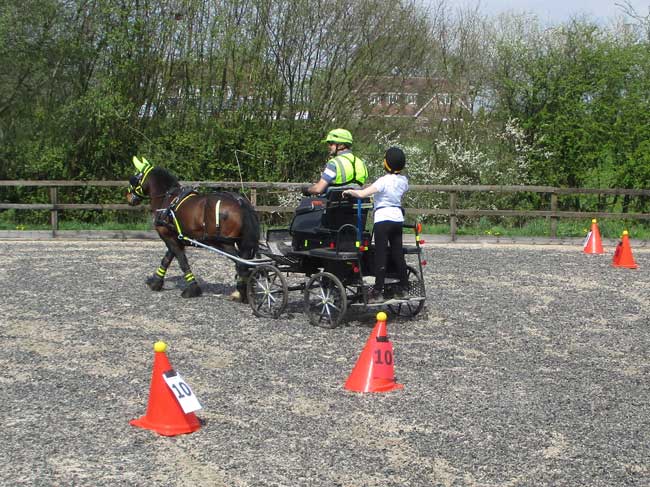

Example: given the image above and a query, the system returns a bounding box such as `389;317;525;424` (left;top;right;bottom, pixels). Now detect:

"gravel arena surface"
2;240;650;486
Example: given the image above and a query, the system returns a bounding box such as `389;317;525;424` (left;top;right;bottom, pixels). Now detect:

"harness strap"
170;191;197;211
165;190;198;236
170;209;183;236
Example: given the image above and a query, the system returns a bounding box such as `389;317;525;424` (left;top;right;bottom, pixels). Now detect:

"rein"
152;188;180;200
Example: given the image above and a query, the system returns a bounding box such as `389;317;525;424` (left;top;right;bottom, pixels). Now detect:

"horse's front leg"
173;244;203;299
146;248;174;291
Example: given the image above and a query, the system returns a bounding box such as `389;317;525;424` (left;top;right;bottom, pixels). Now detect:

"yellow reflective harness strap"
170;193;198;236
177;192;197;208
173;214;183;235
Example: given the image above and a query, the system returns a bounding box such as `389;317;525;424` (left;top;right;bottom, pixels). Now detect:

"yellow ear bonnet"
132;155;151;172
132;156;144;172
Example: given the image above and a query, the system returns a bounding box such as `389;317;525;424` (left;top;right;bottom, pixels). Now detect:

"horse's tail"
236;194;260;260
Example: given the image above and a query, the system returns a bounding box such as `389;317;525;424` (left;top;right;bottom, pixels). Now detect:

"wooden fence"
1;180;650;240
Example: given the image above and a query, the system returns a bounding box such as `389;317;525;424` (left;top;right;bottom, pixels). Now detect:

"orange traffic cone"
612;230;639;269
345;312;404;393
583;218;604;254
130;341;201;436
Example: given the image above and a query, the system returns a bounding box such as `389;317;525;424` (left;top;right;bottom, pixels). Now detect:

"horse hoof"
227;290;242;302
182;284;203;298
146;276;164;291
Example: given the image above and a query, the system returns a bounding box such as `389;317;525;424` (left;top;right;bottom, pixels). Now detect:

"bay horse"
126;156;260;300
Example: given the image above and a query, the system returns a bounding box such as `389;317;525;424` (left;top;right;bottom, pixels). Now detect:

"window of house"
437;93;451;105
369;93;381;105
406;94;417;105
387;93;399;104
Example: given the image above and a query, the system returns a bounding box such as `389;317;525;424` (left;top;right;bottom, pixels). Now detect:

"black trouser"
373;220;408;294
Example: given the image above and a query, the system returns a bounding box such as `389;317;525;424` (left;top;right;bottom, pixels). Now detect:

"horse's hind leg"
222;243;248;303
235;262;250;304
146;249;174;291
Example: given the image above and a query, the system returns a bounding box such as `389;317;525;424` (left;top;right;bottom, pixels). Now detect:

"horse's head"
126;156;154;206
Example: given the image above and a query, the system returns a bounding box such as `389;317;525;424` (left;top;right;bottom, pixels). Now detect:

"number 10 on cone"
163;370;202;414
372;341;396;381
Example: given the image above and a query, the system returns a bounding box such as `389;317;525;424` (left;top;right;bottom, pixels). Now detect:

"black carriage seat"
289;187;371;251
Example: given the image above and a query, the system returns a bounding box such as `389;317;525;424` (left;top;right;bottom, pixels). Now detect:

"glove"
301;186;312;197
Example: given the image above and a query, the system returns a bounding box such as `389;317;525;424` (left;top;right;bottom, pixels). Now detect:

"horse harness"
155;186;243;244
153;186;195;233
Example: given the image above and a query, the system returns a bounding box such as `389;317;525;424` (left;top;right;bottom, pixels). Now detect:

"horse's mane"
151;167;180;190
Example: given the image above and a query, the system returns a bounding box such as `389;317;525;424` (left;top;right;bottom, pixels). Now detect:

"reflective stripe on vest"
331;153;368;186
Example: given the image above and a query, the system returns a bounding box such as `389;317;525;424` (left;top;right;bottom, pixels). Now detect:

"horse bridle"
128;164;155;200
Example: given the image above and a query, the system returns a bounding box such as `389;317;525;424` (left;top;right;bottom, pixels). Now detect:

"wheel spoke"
327;302;342;312
324;304;332;321
318;302;333;322
248;265;288;319
305;272;347;328
307;287;325;300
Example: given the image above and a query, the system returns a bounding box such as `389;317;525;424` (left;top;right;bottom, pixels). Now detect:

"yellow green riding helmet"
323;128;353;146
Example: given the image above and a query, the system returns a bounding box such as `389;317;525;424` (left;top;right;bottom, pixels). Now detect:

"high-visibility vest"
330;153;368;186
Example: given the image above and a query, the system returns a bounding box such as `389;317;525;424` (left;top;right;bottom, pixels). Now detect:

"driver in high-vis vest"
303;128;368;196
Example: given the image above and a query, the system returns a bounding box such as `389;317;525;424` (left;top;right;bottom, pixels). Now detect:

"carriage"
126;158;425;328
244;188;427;328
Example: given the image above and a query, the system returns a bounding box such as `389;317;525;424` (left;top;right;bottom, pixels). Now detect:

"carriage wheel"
247;265;288;319
388;265;425;318
304;272;347;328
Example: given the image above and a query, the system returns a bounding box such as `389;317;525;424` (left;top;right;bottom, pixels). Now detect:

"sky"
459;0;649;24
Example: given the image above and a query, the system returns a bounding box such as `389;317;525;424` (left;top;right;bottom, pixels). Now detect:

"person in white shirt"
343;147;409;303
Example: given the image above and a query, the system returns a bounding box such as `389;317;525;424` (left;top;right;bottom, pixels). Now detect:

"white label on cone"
163;370;202;413
583;231;592;249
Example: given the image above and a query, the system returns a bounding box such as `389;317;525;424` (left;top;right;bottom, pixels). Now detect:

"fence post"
50;187;58;237
250;188;257;206
550;192;558;239
449;191;458;242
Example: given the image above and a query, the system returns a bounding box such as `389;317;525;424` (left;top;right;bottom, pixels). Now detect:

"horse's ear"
132;156;143;171
132;156;149;172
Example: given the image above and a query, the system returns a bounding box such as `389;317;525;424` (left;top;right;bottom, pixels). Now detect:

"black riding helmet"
383;146;406;173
